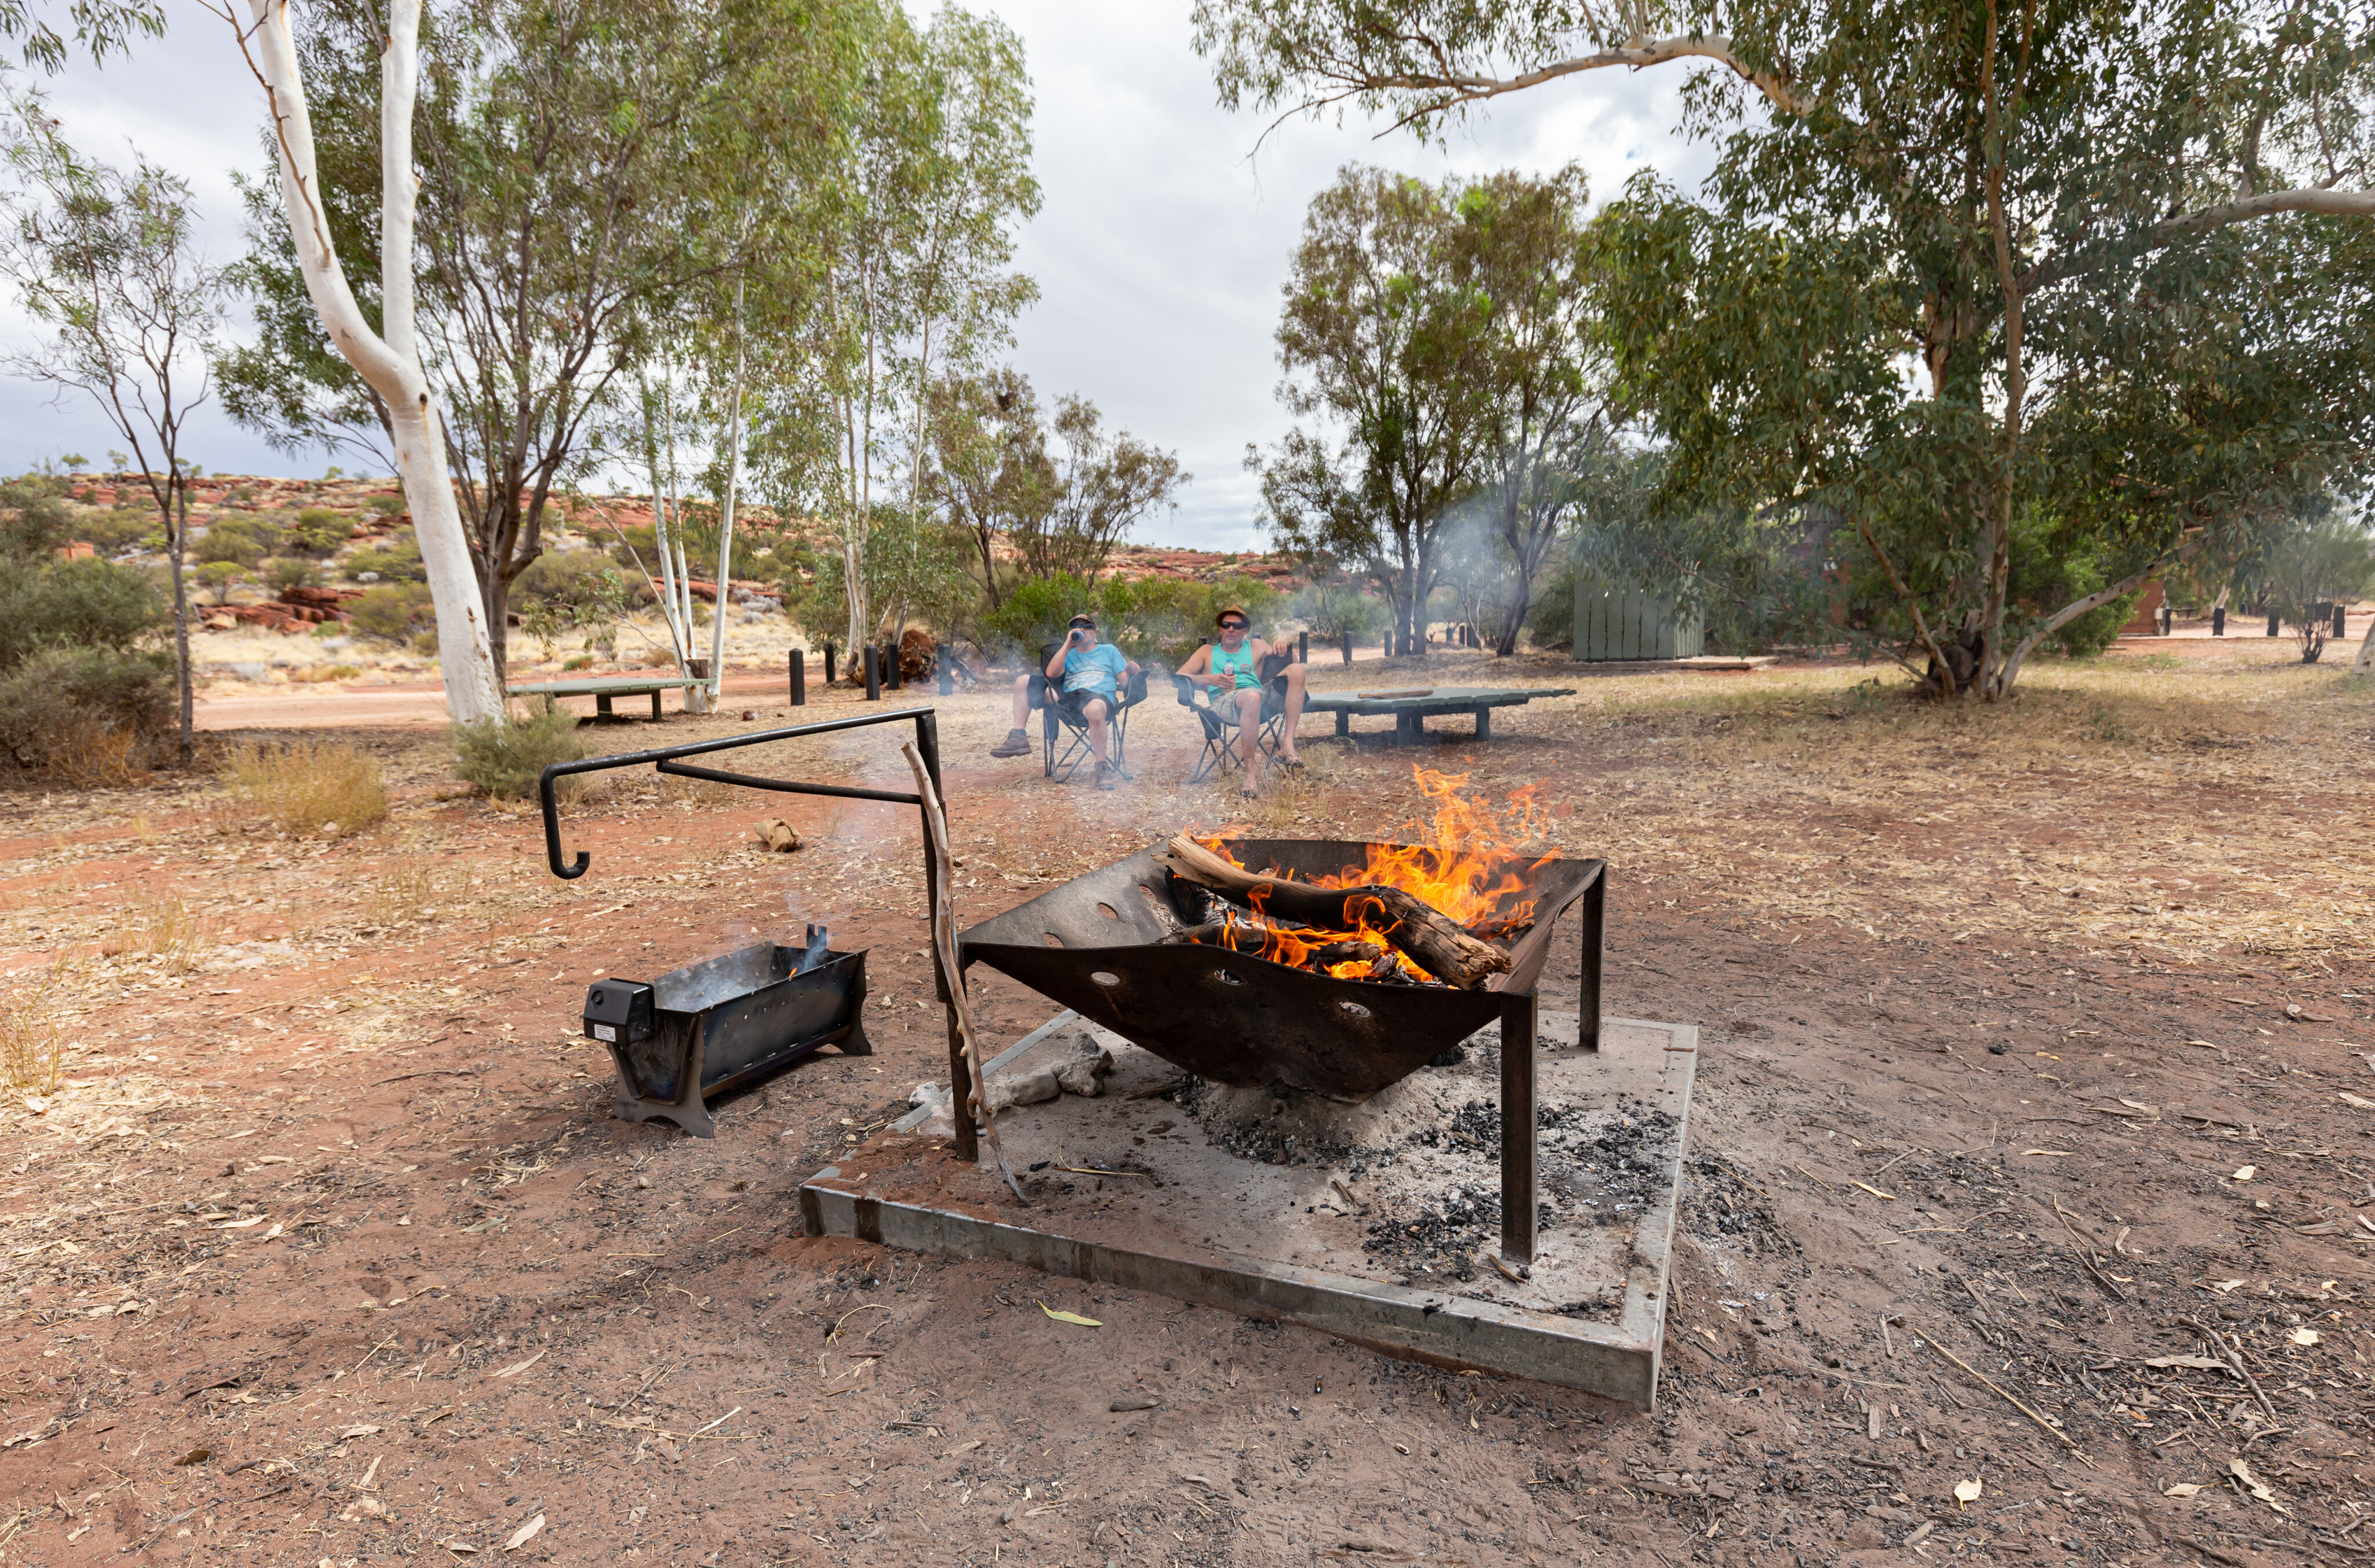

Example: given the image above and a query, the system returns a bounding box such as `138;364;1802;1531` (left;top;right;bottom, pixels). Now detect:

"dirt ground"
1;638;2371;1567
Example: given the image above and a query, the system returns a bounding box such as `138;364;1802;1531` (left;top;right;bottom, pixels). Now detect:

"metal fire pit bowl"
958;839;1605;1102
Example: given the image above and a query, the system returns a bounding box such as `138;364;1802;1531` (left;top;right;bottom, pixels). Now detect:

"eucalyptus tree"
0;102;223;760
1202;0;2375;697
220;0;856;688
1254;165;1492;656
1449;165;1609;653
928;365;1054;606
743;2;1038;656
0;0;158;73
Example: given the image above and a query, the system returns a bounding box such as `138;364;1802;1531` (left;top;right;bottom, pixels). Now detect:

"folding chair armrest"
1121;667;1149;709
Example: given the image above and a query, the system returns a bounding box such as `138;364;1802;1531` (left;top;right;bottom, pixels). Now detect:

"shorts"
1054;688;1114;724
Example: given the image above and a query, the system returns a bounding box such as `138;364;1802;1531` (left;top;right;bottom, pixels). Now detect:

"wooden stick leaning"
900;742;1026;1205
1156;834;1509;989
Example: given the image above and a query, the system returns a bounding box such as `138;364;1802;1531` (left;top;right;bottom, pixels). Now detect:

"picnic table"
1304;684;1577;746
507;675;704;721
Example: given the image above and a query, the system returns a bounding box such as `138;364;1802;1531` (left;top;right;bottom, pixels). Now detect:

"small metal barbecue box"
586;928;870;1137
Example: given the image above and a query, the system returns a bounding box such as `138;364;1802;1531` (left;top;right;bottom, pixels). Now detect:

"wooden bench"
1303;684;1577;746
507;676;704;721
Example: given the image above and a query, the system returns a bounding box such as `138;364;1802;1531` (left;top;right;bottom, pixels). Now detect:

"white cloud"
0;3;1719;542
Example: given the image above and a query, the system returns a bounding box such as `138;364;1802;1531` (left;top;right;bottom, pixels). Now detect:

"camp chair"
1173;651;1291;785
1027;642;1147;782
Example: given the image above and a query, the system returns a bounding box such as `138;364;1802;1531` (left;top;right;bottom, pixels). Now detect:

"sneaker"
1095;762;1118;791
988;728;1032;758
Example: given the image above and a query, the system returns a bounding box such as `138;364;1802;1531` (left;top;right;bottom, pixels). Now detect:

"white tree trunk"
241;0;503;724
707;272;749;704
2354;611;2375;672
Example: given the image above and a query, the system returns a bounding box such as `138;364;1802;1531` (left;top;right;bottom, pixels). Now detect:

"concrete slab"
802;1011;1698;1406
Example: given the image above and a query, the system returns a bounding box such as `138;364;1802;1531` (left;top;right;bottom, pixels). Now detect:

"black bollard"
2212;607;2225;637
823;642;837;684
1297;630;1308;666
789;649;806;706
2334;605;2347;639
937;643;953;696
2268;612;2280;637
863;644;881;700
2159;604;2173;636
885;640;902;690
1341;631;1353;665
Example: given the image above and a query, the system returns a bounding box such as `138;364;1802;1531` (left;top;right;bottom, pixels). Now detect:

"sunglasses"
1218;620;1247;630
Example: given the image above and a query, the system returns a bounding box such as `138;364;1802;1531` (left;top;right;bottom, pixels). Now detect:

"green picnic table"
507;675;704;721
1304;684;1577;746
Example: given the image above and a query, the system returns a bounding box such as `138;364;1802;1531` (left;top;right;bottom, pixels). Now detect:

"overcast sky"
0;3;1719;551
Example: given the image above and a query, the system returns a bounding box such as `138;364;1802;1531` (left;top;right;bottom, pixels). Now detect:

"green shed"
1573;585;1704;662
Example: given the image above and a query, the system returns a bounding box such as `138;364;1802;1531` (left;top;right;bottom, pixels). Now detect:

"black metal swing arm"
537;704;945;880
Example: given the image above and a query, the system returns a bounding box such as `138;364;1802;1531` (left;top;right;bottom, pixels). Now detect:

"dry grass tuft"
48;718;146;789
103;892;210;972
0;964;67;1098
223;739;389;837
363;862;471;929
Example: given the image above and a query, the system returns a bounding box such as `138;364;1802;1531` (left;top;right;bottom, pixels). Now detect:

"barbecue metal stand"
538;706;979;1153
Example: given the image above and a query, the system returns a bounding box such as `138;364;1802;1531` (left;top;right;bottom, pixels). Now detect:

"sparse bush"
350;582;434;643
452;703;584;800
198;560;242;604
288;507;351;557
221;738;388;836
265;557;322;593
346;528;425;583
196;516;274;567
362;492;408;517
0;964;66;1097
0;645;172;773
104;891;210;972
76;506;154;553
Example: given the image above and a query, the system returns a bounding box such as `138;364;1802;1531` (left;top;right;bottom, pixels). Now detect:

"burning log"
1157;834;1512;990
1157;920;1385;972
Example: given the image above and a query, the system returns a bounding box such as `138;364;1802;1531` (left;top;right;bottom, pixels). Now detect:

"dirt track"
1;647;2369;1567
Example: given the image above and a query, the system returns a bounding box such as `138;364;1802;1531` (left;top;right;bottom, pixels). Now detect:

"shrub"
452;703;584;800
222;738;388;835
362;492;408;517
288;507;351;557
0;644;173;772
346;528;425;583
0;553;164;670
265;557;322;593
0;963;66;1097
516;549;627;609
350;582;436;643
195;516;274;567
198;561;243;604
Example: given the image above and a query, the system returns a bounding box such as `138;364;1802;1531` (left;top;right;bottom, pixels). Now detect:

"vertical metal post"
886;640;903;690
789;649;805;706
937;644;953;696
914;709;978;1163
1341;631;1352;665
823;643;836;684
1499;985;1538;1265
2268;612;2280;637
2335;605;2348;640
2211;607;2225;637
863;645;881;702
1577;865;1606;1054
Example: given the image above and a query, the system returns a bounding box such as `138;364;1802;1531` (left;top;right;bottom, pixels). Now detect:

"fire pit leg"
1578;865;1606;1054
1499;986;1538;1264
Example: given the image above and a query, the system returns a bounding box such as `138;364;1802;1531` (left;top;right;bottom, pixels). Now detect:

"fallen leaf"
1953;1478;1983;1505
491;1348;546;1378
2206;1279;2248;1293
172;1447;210;1466
2020;1149;2073;1157
213;1215;267;1230
503;1512;546;1551
2340;1092;2375;1111
1109;1398;1159;1412
440;1544;479;1555
21;1094;45;1115
2143;1355;2232;1371
1038;1302;1101;1327
341;1424;381;1439
1851;1181;1895;1200
2229;1458;2288;1514
2232;1166;2257;1181
2289;1328;2320;1346
2118;1098;2160;1115
942;1439;983;1458
2163;1483;2205;1498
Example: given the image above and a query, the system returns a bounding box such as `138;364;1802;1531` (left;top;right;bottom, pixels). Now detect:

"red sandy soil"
0;656;2368;1567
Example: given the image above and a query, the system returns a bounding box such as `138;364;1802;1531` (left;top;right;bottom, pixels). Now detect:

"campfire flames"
1193;768;1556;984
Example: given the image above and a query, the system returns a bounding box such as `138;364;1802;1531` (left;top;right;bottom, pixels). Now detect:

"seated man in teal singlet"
987;613;1139;790
1175;605;1308;794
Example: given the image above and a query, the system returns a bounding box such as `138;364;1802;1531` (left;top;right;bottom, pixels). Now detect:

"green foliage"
807;509;982;647
264;557;321;593
362;492;408;517
452;703;586;800
0;476;69;556
0;482;170;770
0;551;165;670
515;550;631;660
0;644;172;770
196;560;241;604
346;528;425;583
2262;503;2375;665
195;516;274;567
286;507;350;557
77;506;152;552
982;572;1283;665
350;582;436;644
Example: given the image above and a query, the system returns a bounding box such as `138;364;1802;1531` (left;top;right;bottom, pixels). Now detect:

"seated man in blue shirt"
987;614;1139;790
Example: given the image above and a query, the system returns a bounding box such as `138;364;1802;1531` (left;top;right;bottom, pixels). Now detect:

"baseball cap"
1067;614;1096;629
